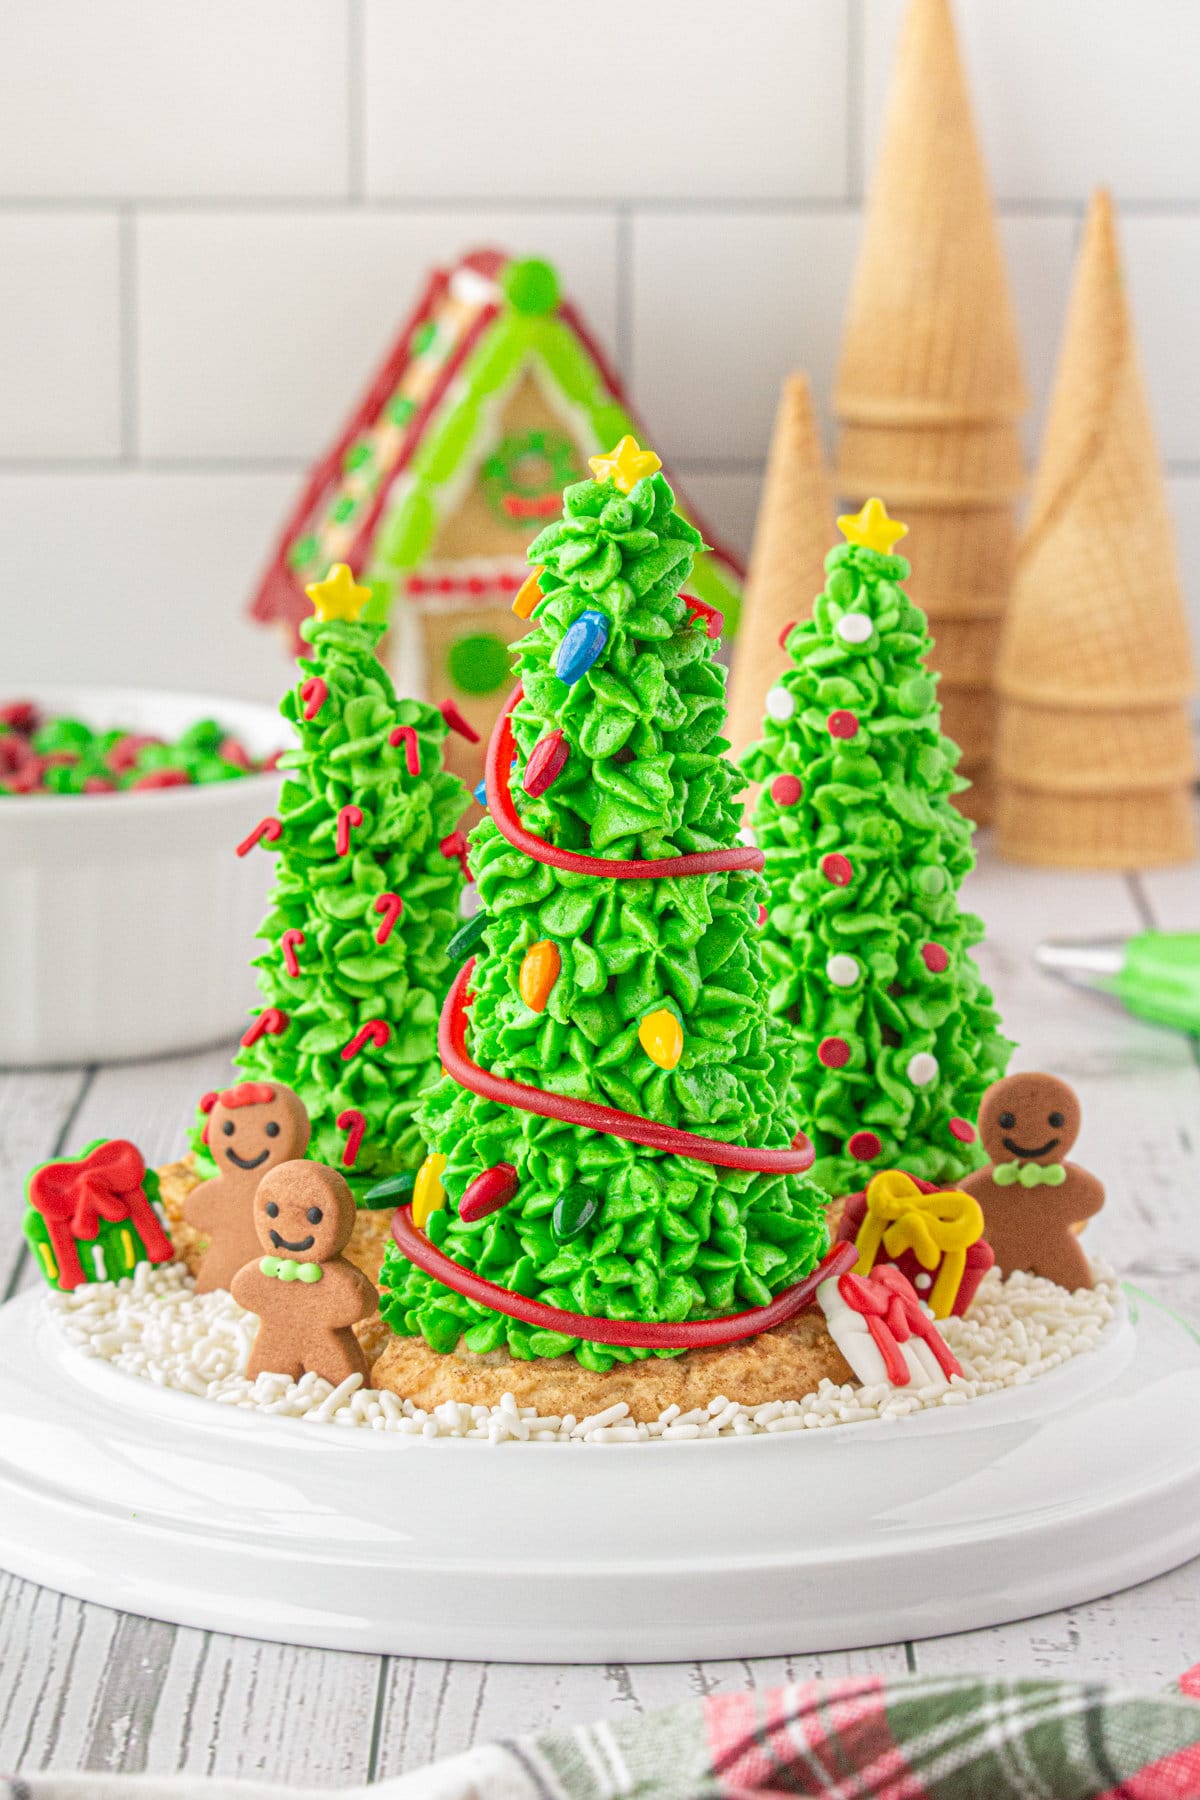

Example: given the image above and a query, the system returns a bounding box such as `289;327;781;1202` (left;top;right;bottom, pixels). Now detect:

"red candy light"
440;699;481;744
523;728;570;798
459;1161;520;1223
818;1036;851;1069
770;774;803;807
921;942;949;973
821;852;854;886
684;595;724;639
300;676;328;721
337;1109;367;1168
281;928;305;978
336;803;364;857
388;724;422;776
949;1117;977;1144
827;711;860;740
240;1007;289;1048
848;1130;883;1161
236;816;282;858
342;1019;391;1061
373;892;404;945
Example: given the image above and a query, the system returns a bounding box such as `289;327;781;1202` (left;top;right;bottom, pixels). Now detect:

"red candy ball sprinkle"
756;904;768;927
818;1036;851;1069
949;1117;977;1144
770;773;803;807
827;710;860;740
921;941;950;973
848;1130;882;1161
820;852;853;886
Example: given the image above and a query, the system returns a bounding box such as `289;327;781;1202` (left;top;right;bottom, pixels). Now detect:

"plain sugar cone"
997;698;1195;794
997;783;1197;871
725;374;834;756
835;0;1027;425
998;190;1197;712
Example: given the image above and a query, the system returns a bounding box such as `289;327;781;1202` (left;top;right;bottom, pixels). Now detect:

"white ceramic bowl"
0;686;289;1067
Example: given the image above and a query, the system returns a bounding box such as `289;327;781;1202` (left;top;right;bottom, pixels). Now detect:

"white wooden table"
1;840;1199;1786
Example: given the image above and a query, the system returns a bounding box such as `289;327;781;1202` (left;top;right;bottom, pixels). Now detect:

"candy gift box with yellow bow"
835;1168;994;1320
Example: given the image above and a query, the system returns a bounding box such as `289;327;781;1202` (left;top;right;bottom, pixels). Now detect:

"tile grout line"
2;194;1199;216
2;1064;98;1302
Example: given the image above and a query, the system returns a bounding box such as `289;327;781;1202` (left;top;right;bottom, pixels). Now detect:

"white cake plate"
1;1285;1199;1661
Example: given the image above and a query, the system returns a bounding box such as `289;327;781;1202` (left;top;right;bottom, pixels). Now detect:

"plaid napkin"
6;1674;1200;1800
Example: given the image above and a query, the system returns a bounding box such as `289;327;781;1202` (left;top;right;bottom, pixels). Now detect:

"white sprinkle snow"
46;1258;1119;1445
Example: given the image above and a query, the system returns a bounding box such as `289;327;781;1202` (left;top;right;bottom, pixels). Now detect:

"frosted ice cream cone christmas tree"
205;563;471;1197
743;498;1013;1197
379;438;834;1372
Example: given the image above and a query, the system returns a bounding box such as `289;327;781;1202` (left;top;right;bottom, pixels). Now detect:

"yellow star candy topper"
588;435;662;495
837;497;909;555
306;562;372;622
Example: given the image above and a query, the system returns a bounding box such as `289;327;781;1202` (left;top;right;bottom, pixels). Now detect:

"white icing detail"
914;1272;933;1291
449;265;501;307
817;1278;951;1392
827;953;861;988
836;613;873;644
460;884;483;919
736;826;758;848
92;1245;107;1281
765;686;796;722
906;1052;939;1086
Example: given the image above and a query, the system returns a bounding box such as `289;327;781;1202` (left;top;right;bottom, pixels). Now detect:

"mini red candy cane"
281;928;305;978
373;892;404;946
439;830;472;880
337;1109;367;1168
388;724;422;777
240;1007;289;1049
336;803;364;857
236;816;282;858
341;1019;391;1061
683;594;724;639
300;676;328;721
439;699;480;743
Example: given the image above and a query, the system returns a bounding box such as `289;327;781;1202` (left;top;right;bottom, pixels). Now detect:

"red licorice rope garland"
392;1208;856;1349
486;685;764;881
441;960;814;1175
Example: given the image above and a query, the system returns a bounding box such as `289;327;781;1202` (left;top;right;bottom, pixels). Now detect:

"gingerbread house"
250;248;744;783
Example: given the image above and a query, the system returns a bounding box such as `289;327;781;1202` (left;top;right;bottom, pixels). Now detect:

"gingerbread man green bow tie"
259;1255;322;1282
993;1161;1067;1188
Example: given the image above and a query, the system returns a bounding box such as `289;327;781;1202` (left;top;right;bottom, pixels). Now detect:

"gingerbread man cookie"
184;1082;310;1293
960;1072;1104;1291
231;1160;377;1386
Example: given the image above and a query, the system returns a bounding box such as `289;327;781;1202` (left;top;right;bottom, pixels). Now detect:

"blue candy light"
473;778;487;805
555;609;609;686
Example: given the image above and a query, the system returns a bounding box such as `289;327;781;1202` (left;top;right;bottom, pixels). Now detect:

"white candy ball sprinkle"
827;953;861;988
836;613;873;645
765;685;796;722
906;1051;939;1086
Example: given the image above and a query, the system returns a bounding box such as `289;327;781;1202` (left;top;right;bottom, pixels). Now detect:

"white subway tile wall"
1;0;1197;703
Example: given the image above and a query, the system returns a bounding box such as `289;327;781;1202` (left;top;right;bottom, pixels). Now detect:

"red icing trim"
342;1019;391;1060
440;959;814;1175
235;816;282;858
392;1207;855;1349
281;929;305;978
389;724;421;776
337;1109;367;1168
374;892;404;945
336;803;364;857
487;687;765;881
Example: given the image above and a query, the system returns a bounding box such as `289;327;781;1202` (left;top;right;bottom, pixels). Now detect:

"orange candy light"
512;567;544;620
519;940;561;1013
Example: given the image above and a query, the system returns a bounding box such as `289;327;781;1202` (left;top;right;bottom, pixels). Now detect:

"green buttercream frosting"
192;612;469;1198
742;541;1013;1197
378;469;829;1371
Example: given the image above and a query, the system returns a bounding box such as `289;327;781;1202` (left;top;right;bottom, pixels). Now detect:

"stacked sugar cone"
725;374;835;756
996;191;1197;869
834;0;1028;823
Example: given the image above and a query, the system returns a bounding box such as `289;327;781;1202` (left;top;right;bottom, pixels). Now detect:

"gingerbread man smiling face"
962;1072;1104;1291
183;1082;310;1293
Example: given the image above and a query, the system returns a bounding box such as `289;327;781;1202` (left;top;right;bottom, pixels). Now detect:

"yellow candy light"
638;1008;683;1071
588;435;662;495
413;1152;449;1228
306;562;372;622
837;497;909;556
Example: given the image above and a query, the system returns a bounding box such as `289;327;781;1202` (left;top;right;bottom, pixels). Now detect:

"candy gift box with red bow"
23;1138;176;1292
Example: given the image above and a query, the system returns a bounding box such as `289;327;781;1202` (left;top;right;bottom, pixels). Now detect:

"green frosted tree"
742;498;1013;1196
197;563;469;1199
378;440;829;1371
